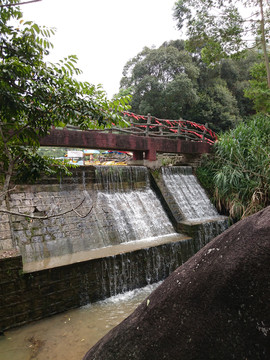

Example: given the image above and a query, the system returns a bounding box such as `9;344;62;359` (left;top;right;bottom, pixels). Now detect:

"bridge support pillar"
133;151;144;161
145;148;157;161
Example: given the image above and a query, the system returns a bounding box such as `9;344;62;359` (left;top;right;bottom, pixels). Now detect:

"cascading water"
3;165;229;332
96;237;195;298
94;166;177;244
18;166;181;267
161;166;228;247
161;166;219;221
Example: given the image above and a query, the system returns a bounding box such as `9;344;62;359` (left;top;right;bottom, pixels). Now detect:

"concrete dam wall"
0;166;228;331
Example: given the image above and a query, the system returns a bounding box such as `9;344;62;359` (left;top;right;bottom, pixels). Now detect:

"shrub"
197;114;270;221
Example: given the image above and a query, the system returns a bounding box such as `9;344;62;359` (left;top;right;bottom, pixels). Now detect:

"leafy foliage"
197;114;270;220
220;51;260;116
15;154;73;184
120;41;259;131
244;61;270;113
186;77;240;132
174;0;246;64
120;40;199;119
0;1;131;191
173;0;270;93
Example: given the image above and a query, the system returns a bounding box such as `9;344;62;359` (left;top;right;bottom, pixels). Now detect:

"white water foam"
162;166;220;221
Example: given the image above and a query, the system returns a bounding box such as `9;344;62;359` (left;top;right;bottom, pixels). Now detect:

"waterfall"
10;165;227;268
161;166;220;221
160;166;228;247
94;166;177;243
95;166;149;191
15;166;180;265
4;165;230;331
94;238;195;298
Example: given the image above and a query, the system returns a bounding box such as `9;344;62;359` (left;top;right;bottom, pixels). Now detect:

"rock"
83;206;270;360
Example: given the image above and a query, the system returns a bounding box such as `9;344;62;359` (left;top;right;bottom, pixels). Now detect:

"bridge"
40;112;217;163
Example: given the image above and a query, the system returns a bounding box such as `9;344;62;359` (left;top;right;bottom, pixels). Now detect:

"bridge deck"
40;128;212;161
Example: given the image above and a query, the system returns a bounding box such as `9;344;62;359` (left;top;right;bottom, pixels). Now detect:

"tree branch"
72;204;94;218
0;186;17;200
0;197;94;219
0;0;42;8
259;0;270;88
5;124;33;144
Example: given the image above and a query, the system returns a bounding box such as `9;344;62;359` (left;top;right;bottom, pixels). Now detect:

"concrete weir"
0;166;228;331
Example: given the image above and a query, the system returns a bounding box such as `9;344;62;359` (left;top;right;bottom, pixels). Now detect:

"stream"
0;282;160;360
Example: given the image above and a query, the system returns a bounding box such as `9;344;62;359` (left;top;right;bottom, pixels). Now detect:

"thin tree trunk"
259;0;270;88
0;124;14;199
2;159;14;198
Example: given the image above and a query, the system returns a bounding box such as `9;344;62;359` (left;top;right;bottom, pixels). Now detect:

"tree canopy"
119;40;257;131
120;40;199;120
173;0;270;111
0;0;130;193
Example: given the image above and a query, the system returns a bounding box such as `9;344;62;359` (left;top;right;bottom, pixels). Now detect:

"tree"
220;51;260;116
173;0;270;89
120;40;200;119
0;0;42;7
186;51;262;130
0;0;131;195
244;61;270;112
186;79;240;132
120;40;248;131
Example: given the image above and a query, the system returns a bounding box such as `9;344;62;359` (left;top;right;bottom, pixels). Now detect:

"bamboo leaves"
197;114;270;220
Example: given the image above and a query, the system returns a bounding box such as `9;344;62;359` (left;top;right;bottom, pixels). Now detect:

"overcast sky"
20;0;180;98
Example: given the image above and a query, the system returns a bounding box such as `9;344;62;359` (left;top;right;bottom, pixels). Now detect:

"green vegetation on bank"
196;114;270;221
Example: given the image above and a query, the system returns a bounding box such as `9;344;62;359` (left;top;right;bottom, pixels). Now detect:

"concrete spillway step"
23;233;191;272
1;233;199;331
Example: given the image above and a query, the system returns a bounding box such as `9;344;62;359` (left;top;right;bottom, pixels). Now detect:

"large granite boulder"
83;206;270;360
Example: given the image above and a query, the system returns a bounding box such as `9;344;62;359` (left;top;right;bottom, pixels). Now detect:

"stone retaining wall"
157;153;204;169
0;167;96;253
0;209;12;251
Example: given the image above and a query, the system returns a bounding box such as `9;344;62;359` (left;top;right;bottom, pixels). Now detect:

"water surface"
0;283;160;360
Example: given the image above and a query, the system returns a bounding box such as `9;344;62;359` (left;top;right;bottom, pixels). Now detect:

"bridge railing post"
183;122;188;141
202;123;208;142
177;119;183;139
146;113;151;136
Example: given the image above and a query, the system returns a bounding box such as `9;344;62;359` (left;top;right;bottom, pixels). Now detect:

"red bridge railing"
62;112;217;145
120;112;217;144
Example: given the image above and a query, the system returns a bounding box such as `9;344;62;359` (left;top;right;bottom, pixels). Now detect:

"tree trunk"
2;159;14;200
0;125;14;200
259;0;270;88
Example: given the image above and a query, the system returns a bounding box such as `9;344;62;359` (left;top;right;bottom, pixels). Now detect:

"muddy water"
0;283;160;360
